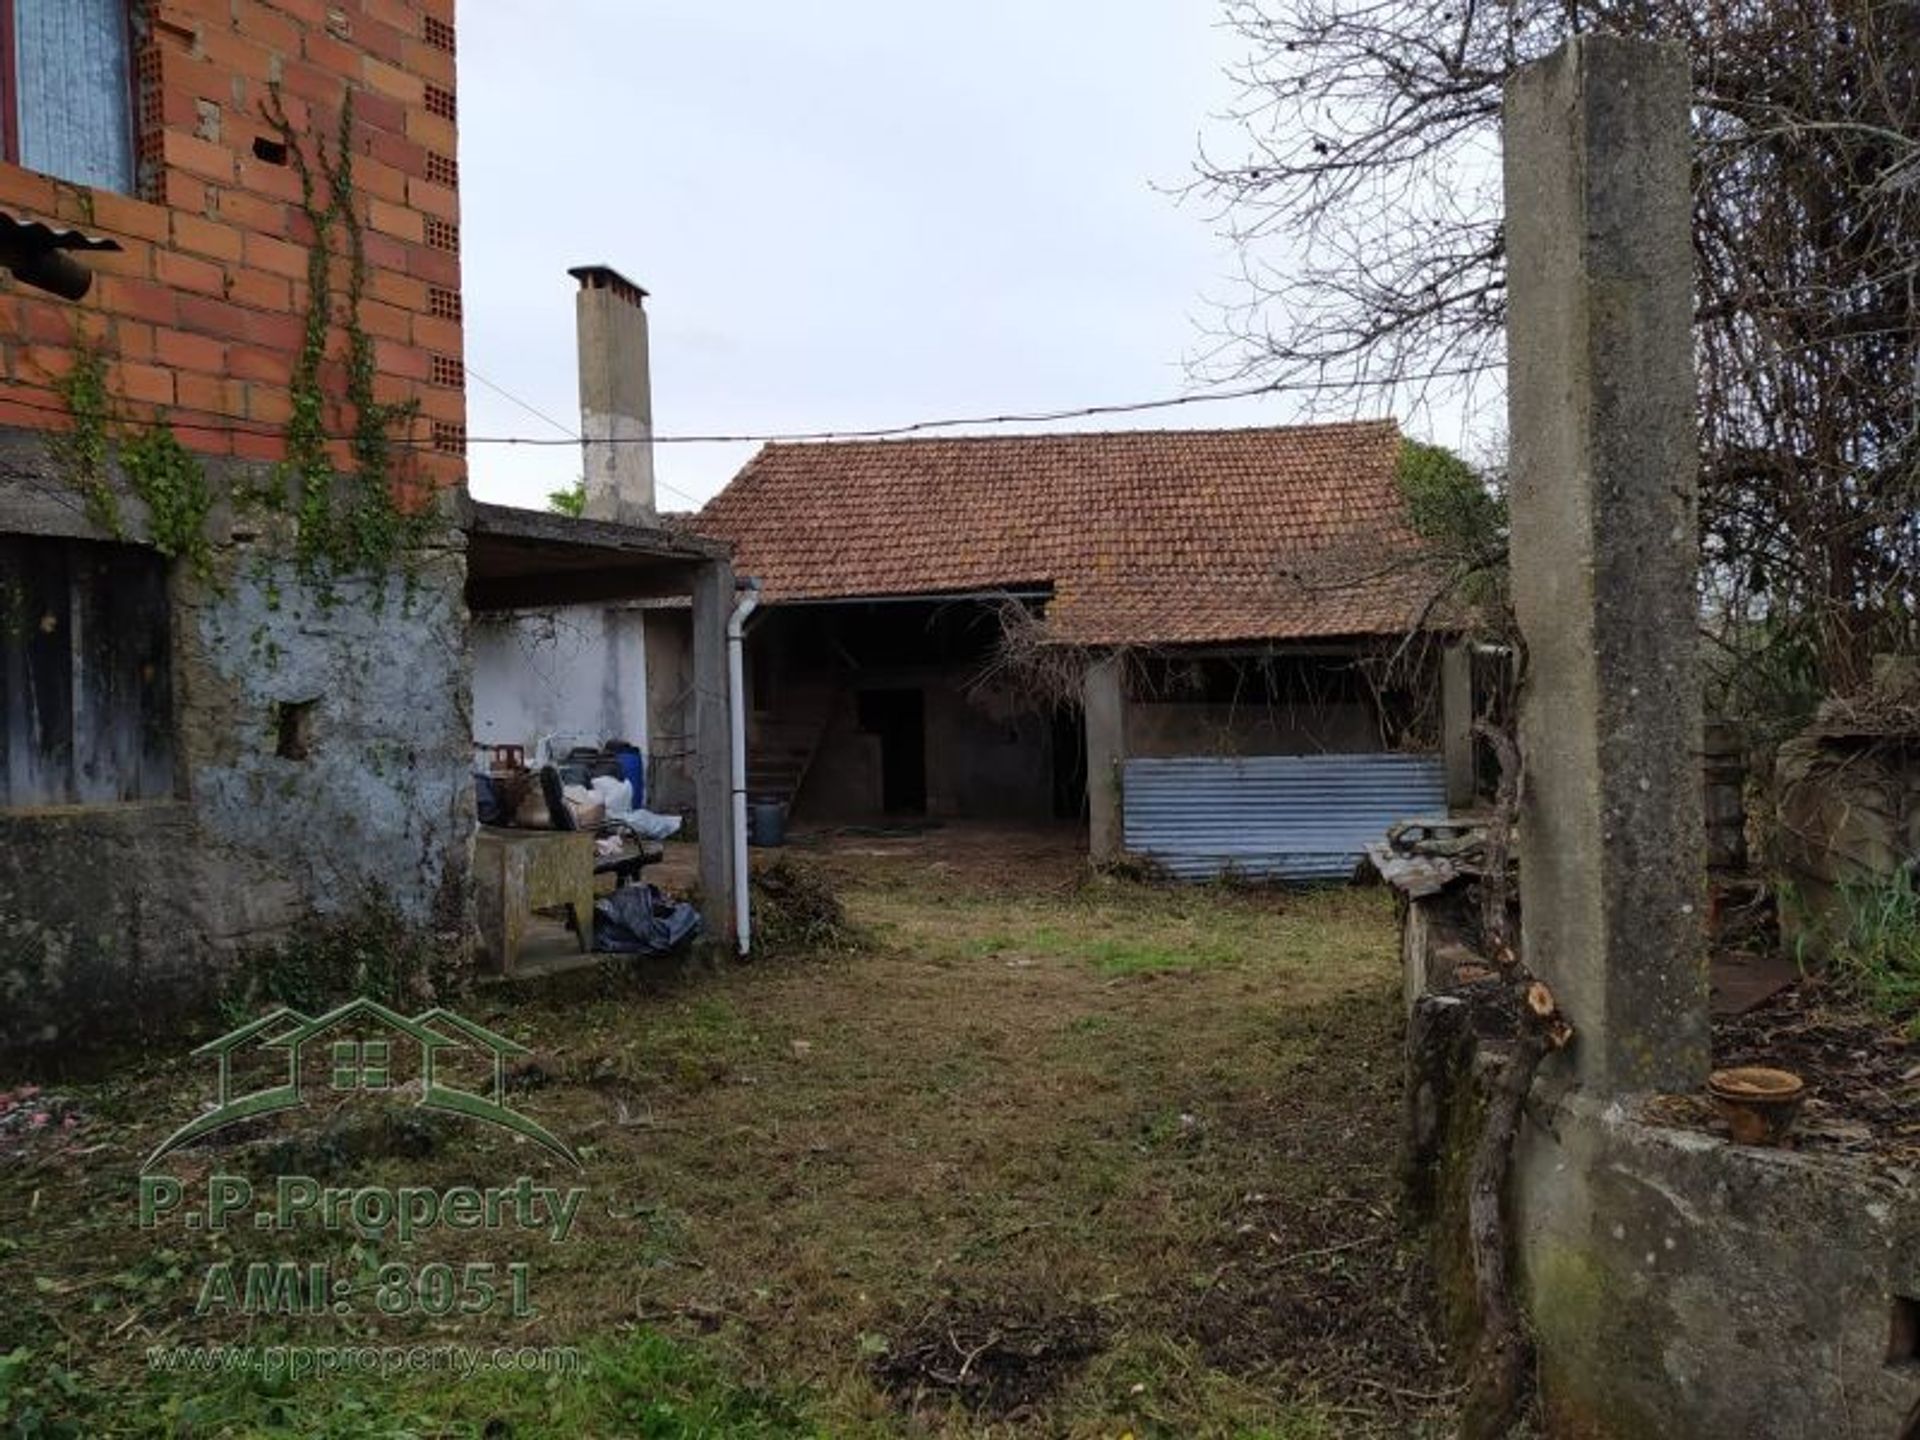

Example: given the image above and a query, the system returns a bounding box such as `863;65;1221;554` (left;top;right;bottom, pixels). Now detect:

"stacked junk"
474;735;701;957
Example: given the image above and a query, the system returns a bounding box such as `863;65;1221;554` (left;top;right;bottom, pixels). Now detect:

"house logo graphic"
144;998;580;1172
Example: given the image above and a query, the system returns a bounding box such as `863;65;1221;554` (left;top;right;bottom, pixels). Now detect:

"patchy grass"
0;827;1452;1437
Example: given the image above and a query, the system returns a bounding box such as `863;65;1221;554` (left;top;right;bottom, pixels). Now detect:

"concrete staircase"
746;679;840;810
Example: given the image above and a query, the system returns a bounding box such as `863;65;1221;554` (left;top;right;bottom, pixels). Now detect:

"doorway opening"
1049;703;1088;820
856;688;926;814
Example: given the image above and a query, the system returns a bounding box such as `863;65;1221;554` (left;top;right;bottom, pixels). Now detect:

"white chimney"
569;264;656;525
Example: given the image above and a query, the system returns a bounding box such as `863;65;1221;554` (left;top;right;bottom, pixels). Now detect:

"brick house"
0;0;475;1053
696;422;1453;878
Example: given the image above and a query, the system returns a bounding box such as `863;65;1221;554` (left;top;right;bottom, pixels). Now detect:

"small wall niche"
273;699;317;761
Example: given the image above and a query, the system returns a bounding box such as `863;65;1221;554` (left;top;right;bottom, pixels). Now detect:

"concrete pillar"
1441;643;1475;810
1084;653;1127;862
1505;35;1707;1094
690;559;736;947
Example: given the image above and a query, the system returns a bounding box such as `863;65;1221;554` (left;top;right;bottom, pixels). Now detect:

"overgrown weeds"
1829;868;1920;1030
219;890;459;1021
749;857;867;958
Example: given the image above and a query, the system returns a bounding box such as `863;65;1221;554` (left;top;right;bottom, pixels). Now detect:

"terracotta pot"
1708;1066;1806;1146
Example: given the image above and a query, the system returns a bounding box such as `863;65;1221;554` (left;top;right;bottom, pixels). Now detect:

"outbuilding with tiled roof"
691;421;1456;874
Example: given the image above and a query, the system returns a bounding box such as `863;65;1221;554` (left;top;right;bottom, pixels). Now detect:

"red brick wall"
0;0;465;495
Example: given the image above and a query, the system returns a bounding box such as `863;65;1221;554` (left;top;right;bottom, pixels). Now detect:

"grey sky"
455;3;1442;514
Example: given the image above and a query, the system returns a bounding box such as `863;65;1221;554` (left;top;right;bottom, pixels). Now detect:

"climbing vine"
50;92;433;596
49;346;118;536
50;343;212;579
119;422;213;580
264;85;430;584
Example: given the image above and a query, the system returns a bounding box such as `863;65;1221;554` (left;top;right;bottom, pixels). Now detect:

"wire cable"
465;365;579;439
0;364;1478;450
462;365;705;506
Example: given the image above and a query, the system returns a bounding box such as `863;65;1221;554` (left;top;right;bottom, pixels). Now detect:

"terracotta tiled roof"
694;420;1436;647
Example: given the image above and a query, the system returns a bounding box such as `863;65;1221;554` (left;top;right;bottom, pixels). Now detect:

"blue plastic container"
614;748;645;809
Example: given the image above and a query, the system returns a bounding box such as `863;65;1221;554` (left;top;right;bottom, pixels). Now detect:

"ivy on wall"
265;85;430;583
50;347;213;580
49;347;118;537
119;421;213;580
50;88;433;591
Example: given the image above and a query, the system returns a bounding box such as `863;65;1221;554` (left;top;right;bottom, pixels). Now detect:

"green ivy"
50;92;434;596
1394;438;1509;615
118;423;213;581
51;345;212;580
49;347;119;536
265;86;432;587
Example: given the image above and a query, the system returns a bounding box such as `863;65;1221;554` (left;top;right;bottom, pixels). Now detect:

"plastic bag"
593;884;703;957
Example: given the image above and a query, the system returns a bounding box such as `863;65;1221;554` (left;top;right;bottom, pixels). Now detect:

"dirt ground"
0;824;1456;1438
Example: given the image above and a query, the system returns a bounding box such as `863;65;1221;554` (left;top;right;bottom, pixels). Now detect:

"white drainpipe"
727;578;762;955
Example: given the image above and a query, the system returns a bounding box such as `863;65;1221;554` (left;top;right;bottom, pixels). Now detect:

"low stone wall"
0;442;474;1059
1408;999;1920;1436
1775;726;1920;961
1516;1091;1920;1436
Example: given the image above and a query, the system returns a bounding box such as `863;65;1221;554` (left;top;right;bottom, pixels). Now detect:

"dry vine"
1459;718;1573;1439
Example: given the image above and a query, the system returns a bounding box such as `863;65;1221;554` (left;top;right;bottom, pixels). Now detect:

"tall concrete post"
691;558;737;948
1084;653;1127;863
1441;643;1475;810
1505;36;1707;1094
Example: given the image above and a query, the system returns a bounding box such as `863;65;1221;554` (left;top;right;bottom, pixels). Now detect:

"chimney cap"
568;264;649;305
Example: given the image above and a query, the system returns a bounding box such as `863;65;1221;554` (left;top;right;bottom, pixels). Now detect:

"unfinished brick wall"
0;0;465;495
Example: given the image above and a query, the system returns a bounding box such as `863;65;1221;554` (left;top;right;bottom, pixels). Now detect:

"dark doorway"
856;688;926;814
1049;704;1087;820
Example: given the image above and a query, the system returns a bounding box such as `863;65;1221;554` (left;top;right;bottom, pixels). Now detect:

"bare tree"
1193;0;1920;696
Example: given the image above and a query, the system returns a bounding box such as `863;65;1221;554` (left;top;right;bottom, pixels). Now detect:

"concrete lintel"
466;564;705;614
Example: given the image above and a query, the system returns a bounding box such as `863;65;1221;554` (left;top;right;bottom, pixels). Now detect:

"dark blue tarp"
594;884;702;957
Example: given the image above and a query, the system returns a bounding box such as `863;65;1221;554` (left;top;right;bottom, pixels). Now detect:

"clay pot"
1708;1066;1806;1146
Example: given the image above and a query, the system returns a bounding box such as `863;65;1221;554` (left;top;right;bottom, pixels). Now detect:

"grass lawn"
0;828;1455;1438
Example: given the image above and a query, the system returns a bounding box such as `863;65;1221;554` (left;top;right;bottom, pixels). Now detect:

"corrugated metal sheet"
14;0;135;195
1122;753;1448;881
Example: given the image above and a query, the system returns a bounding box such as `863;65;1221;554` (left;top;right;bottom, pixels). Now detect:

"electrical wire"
465;365;579;439
0;364;1480;451
462;365;705;506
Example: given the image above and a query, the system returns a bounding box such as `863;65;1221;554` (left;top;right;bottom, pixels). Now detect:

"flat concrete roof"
461;498;729;611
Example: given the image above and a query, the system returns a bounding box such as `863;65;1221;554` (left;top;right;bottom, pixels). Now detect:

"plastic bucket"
749;799;787;848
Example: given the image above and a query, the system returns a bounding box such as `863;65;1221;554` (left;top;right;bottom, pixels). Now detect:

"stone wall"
0;444;472;1059
1775;727;1920;961
1514;1092;1920;1437
1409;1034;1920;1438
1123;697;1381;758
0;0;476;1059
796;666;1056;822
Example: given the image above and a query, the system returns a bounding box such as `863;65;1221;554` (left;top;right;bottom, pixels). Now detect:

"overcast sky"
455;3;1468;514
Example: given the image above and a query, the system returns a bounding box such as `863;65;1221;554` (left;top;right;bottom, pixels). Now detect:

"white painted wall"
470;605;649;756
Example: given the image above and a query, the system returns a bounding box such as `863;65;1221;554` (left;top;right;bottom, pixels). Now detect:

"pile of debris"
1365;814;1498;901
750;858;866;958
1366;816;1507;999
